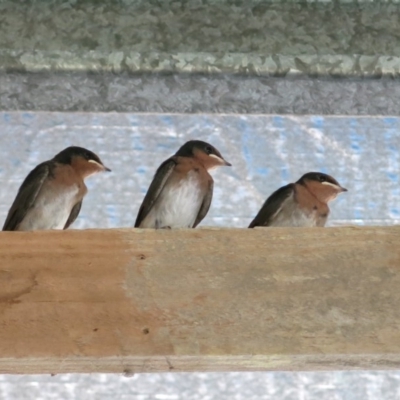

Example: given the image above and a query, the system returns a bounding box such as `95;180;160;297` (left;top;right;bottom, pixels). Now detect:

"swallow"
2;146;110;231
248;172;347;228
135;140;231;229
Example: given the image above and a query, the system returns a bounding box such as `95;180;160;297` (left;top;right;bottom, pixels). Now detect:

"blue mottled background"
0;113;399;228
0;112;399;399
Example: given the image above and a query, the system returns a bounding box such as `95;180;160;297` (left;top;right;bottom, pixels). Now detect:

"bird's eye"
205;146;213;155
319;175;327;182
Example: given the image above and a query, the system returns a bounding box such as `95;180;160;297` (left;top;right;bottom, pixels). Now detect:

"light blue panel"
0;112;399;229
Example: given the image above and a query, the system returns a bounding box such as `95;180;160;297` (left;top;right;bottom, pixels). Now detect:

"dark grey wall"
1;0;400;114
1;72;398;114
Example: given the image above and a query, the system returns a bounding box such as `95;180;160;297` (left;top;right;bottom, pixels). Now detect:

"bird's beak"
209;154;232;167
88;159;111;172
322;181;347;192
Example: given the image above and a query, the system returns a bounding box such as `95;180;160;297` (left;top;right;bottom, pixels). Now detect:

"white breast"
18;183;80;231
142;172;204;229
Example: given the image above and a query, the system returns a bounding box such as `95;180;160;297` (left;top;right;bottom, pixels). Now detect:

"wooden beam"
0;226;400;374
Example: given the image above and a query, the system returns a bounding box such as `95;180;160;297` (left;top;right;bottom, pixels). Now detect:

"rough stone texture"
2;0;399;114
1;371;400;400
2;72;400;114
0;0;400;77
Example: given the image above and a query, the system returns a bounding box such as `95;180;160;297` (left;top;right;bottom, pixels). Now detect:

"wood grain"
0;226;399;374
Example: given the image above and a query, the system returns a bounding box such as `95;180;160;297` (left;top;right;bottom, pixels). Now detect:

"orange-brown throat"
303;180;343;204
192;148;227;170
70;156;105;179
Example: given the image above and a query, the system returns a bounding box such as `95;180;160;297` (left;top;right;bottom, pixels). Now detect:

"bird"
248;172;347;228
135;140;231;229
2;146;111;231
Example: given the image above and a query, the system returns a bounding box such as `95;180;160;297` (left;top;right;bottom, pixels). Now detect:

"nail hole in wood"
123;368;135;377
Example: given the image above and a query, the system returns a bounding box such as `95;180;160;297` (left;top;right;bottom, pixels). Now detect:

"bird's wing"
248;183;295;228
193;180;213;228
2;162;50;231
134;158;177;228
64;201;82;230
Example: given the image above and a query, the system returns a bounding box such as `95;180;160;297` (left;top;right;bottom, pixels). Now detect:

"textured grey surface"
2;72;400;114
0;111;399;398
1;0;400;77
2;371;400;400
2;0;400;116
